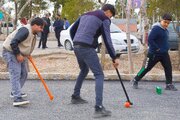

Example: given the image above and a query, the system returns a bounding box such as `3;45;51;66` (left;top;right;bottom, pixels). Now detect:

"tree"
61;0;95;23
98;0;108;70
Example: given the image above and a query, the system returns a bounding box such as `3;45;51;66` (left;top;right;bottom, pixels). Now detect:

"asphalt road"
0;80;180;120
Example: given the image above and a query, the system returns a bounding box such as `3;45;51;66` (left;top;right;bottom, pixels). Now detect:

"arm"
148;27;159;51
101;20;116;60
10;27;29;62
70;17;80;40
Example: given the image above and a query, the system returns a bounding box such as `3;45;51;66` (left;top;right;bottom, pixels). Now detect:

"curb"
1;72;180;81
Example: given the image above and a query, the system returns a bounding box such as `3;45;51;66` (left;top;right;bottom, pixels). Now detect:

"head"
30;17;45;34
56;14;61;19
160;13;172;29
101;4;116;18
45;13;50;18
20;17;27;25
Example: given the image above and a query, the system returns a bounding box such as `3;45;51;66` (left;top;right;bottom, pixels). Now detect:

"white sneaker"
10;93;27;98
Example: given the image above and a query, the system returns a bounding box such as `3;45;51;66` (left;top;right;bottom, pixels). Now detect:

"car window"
1;22;13;27
110;23;122;33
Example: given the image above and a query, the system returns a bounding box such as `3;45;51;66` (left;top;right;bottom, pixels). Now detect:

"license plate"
126;46;136;50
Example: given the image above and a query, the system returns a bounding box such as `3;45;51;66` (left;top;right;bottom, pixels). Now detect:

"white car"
60;23;140;54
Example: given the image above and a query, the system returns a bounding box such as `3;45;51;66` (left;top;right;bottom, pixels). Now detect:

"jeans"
2;49;28;99
73;46;104;106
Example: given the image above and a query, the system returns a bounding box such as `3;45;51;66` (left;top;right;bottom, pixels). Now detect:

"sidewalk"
0;40;180;81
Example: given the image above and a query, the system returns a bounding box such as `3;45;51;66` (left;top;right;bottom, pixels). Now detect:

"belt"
74;44;92;48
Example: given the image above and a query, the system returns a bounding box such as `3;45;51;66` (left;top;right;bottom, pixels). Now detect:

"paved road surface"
0;80;180;120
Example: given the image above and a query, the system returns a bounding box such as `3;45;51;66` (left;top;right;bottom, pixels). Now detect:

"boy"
132;13;177;91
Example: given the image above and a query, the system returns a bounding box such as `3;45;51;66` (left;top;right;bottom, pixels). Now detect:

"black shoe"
71;95;88;104
58;44;63;47
165;84;178;91
132;79;138;89
10;92;27;98
94;105;111;118
13;97;30;107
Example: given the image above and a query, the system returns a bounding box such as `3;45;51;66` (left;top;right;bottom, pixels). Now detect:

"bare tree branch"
0;8;11;18
17;0;32;19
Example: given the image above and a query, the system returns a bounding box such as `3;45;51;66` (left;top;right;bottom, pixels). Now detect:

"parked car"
60;23;140;54
167;22;180;50
0;21;14;34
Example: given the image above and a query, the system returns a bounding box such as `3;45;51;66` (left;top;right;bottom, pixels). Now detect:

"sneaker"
10;92;27;98
71;95;88;104
165;84;178;91
94;105;111;118
13;97;30;106
132;79;138;89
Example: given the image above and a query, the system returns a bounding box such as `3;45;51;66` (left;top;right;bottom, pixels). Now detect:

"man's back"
73;10;110;48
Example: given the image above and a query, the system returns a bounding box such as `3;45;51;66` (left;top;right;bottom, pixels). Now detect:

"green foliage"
32;0;48;14
18;0;48;19
19;0;30;18
146;0;180;21
115;0;126;18
61;0;96;23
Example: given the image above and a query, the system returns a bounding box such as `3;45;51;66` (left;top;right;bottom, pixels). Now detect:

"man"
70;4;120;118
38;13;51;49
53;14;64;47
63;17;70;29
132;13;178;91
2;17;45;106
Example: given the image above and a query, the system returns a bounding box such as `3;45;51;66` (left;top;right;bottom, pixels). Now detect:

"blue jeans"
73;47;104;106
2;49;28;99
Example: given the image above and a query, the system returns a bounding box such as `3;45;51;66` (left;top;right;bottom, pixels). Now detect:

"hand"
156;48;160;51
113;58;120;68
16;54;24;62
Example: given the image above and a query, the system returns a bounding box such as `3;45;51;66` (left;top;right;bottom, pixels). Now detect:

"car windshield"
110;23;122;33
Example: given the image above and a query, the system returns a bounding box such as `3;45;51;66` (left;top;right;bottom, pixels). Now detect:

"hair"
101;4;116;16
57;14;61;17
162;13;172;21
20;17;27;25
31;17;45;26
45;13;51;17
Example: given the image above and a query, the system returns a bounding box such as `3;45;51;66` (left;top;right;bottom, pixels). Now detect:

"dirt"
1;51;180;75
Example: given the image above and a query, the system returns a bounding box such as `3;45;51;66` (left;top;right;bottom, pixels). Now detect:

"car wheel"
64;40;73;50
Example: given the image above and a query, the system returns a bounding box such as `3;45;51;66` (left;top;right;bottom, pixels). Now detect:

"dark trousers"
134;52;172;84
39;32;48;48
55;29;62;46
73;46;104;106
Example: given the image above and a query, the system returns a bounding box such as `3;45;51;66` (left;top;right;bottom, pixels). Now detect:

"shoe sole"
165;88;178;91
93;113;111;118
13;101;30;106
71;101;88;104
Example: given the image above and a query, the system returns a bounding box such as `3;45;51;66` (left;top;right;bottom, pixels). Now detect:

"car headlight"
112;39;124;45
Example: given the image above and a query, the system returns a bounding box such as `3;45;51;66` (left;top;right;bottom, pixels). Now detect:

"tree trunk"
98;0;108;70
126;0;134;73
17;0;32;19
177;29;180;70
100;40;106;70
